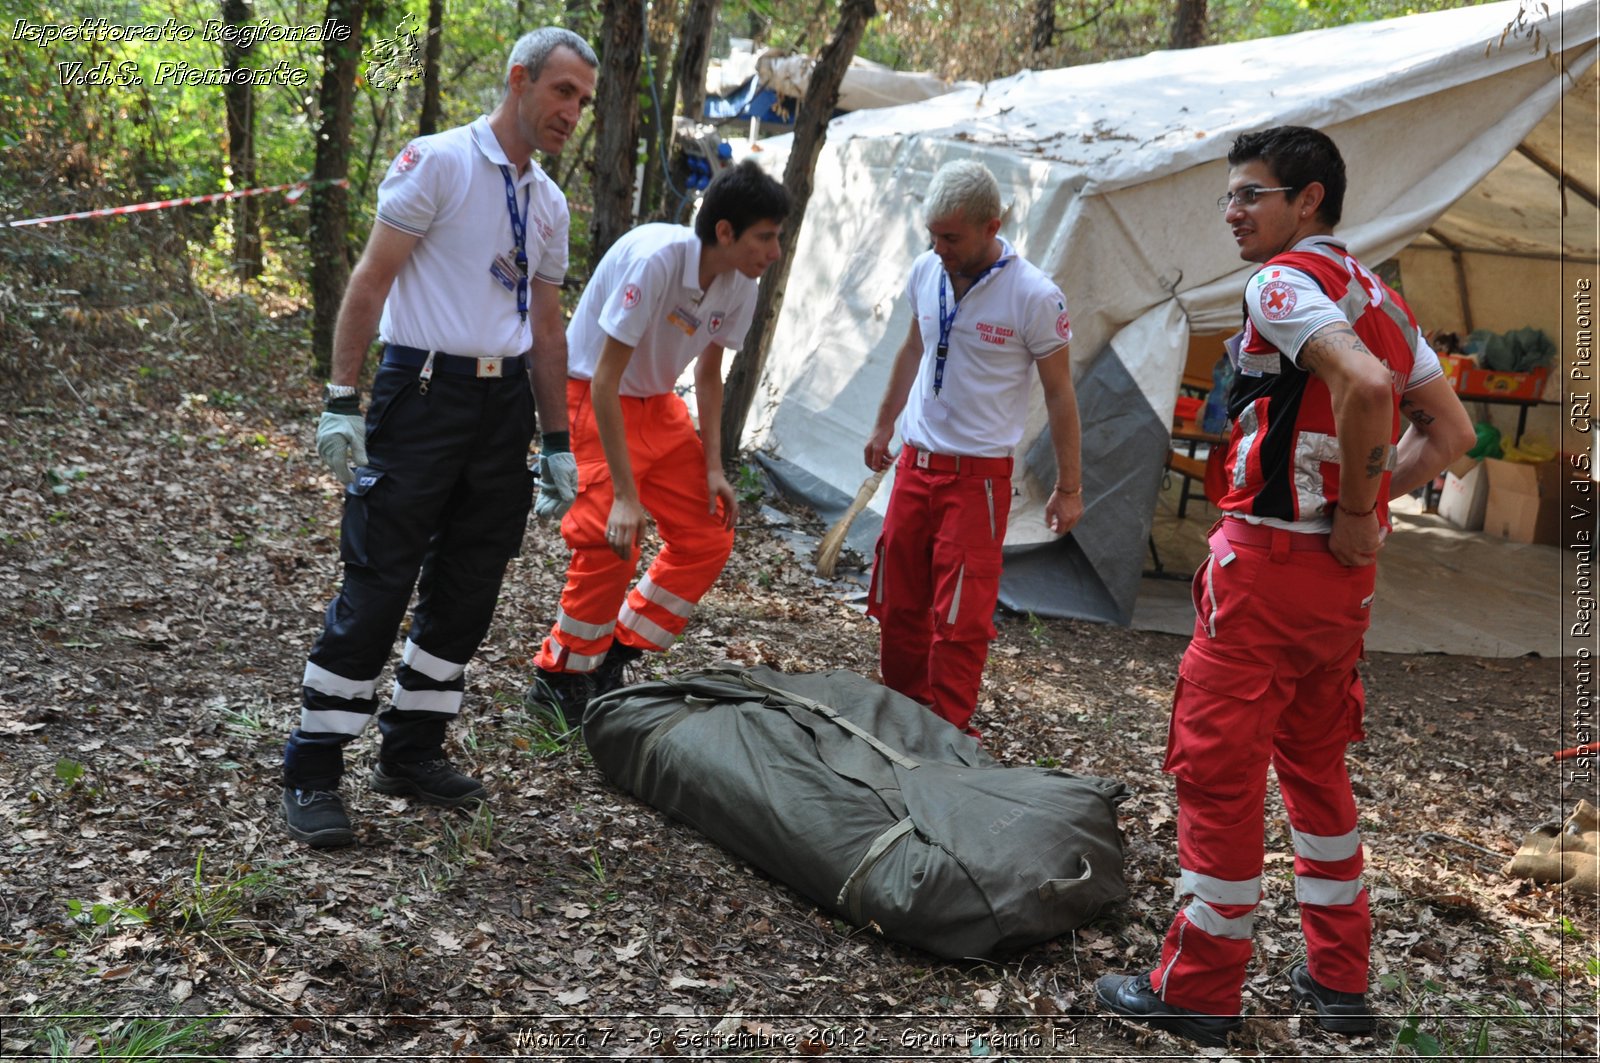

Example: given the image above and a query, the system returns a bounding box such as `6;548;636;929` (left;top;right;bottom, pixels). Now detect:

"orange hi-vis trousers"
534;378;734;674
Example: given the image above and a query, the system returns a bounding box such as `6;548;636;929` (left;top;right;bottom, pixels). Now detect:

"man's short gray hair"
505;27;597;90
924;160;1001;226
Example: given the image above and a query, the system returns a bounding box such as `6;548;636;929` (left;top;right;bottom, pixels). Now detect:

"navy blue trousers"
282;360;535;790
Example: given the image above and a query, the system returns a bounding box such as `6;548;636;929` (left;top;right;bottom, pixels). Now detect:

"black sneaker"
282;787;354;848
1094;972;1242;1048
592;643;645;699
370;758;486;807
1289;962;1376;1033
523;667;594;729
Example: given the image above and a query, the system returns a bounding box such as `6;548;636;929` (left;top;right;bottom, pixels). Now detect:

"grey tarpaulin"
584;665;1130;960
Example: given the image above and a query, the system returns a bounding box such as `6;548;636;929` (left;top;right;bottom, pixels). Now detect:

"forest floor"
0;235;1594;1061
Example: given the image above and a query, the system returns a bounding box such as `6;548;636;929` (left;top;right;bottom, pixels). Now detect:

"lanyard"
933;257;1008;395
497;164;531;324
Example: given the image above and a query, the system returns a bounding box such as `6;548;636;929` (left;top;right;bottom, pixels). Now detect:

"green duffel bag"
583;664;1130;960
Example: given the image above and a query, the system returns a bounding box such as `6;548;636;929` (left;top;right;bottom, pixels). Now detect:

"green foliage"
65;896;150;934
172;848;286;939
36;1013;226;1062
736;462;767;506
53;757;86;788
440;804;497;863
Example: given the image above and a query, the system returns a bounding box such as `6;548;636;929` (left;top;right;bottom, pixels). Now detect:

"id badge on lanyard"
495;164;530;325
931;259;1008;416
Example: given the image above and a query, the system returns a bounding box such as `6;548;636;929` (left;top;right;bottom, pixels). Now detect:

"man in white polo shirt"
526;160;790;718
280;27;596;848
862;159;1084;738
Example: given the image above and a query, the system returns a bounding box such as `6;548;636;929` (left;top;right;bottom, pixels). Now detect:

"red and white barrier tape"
5;178;349;229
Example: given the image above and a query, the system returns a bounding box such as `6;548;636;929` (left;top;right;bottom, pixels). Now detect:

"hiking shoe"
1094;973;1242;1048
592;643;645;699
1289;962;1376;1034
282;787;354;848
523;667;594;729
370;758;486;807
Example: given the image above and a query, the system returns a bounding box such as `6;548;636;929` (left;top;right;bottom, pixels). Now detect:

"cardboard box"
1437;457;1488;531
1482;457;1561;545
1456;365;1549;400
1438;354;1471;390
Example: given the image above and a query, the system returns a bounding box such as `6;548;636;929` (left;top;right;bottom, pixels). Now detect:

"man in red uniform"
526;161;790;719
863;160;1084;737
1096;127;1474;1045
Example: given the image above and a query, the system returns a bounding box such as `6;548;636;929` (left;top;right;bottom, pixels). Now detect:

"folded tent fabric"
583;664;1130;959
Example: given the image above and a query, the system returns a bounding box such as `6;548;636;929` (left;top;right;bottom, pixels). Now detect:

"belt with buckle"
901;445;1013;478
382;344;524;379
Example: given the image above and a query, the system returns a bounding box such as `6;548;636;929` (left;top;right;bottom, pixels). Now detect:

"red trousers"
1151;520;1373;1015
534;379;733;673
866;449;1012;734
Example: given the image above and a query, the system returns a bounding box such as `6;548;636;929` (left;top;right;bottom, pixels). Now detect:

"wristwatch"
324;383;359;404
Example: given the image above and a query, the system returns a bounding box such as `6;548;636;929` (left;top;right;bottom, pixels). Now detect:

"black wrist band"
324;396;361;414
541;431;571;454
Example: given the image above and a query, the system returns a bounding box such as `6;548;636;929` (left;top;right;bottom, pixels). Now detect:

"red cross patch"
708;313;724;333
394;143;422;174
621;284;642;310
1055;310;1071;341
1260;279;1296;321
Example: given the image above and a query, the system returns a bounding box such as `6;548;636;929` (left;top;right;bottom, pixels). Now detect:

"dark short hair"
1228;126;1347;226
695;159;791;243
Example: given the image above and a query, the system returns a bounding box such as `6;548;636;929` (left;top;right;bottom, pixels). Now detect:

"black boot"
370;758;487;807
1289;962;1376;1033
281;787;354;848
1094;972;1242;1048
523;667;595;728
592;643;645;699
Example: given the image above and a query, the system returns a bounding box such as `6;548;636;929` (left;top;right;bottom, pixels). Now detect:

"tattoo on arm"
1365;445;1387;478
1400;397;1436;427
1298;326;1363;377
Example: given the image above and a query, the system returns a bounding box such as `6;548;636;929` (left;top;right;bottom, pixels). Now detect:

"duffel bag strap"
733;672;921;771
836;816;917;923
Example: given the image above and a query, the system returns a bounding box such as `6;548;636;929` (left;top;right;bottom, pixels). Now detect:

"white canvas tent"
744;0;1597;625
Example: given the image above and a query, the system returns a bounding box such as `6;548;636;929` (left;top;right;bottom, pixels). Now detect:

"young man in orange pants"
526;160;790;719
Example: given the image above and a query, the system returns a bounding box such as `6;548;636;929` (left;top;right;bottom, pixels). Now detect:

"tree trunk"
309;0;367;378
589;0;645;270
1170;0;1207;49
638;3;678;222
719;0;876;469
1030;0;1055;62
418;0;443;135
660;0;720;219
222;0;261;280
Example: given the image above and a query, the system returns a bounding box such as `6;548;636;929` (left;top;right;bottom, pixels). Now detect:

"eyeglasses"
1217;186;1294;212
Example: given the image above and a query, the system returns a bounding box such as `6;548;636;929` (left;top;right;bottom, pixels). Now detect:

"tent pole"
1426;228;1474;333
1517;143;1599;209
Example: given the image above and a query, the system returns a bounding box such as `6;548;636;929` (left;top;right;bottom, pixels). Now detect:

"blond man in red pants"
863;160;1084;737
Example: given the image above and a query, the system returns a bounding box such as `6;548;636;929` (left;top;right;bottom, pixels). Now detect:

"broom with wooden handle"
815;463;891;578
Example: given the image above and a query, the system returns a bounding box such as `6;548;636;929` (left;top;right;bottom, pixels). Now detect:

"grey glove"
535;450;579;519
316;411;367;485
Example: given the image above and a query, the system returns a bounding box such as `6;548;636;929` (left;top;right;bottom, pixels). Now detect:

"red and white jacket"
1220;237;1440;529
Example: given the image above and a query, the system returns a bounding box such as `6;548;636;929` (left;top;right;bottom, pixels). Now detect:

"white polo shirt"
898;240;1072;458
374;115;570;359
567;224;757;397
